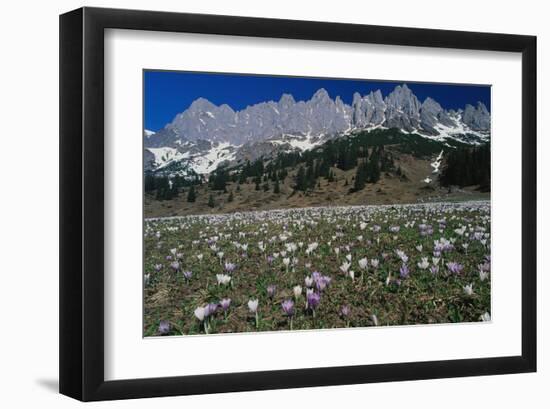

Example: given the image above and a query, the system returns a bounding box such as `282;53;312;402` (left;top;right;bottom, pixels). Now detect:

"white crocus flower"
417;257;430;270
340;261;351;274
248;299;259;313
358;258;369;270
216;274;231;286
479;269;489;281
479;312;491;322
371;314;379;326
194;306;206;321
293;285;302;299
463;283;474;296
304;276;314;288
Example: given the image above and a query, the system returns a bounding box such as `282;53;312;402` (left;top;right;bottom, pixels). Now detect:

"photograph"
143;71;492;336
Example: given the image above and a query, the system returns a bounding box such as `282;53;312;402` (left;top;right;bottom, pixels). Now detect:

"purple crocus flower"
153;264;163;272
315;275;331;292
399;263;410;279
158;320;171;335
430;265;439;275
447;262;464;274
183;271;193;280
267;256;274;264
311;271;322;282
306;291;321;310
205;303;218;317
267;284;277;298
281;299;295;317
340;305;350;318
224;262;236;273
219;298;231;311
478;261;491;272
170;261;180;271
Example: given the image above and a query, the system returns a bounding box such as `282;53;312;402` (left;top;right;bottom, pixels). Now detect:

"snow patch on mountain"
432;113;489;143
147;147;190;168
188;142;236;175
431;151;444;174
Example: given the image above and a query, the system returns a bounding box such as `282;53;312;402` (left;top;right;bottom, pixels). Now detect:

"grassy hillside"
144;129;490;218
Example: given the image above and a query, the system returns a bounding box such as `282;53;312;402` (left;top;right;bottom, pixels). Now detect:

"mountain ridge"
145;83;490;176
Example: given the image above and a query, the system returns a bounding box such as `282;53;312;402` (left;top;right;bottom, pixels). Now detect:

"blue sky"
144;70;491;132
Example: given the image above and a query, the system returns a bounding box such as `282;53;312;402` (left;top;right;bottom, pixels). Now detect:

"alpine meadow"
143;72;491;336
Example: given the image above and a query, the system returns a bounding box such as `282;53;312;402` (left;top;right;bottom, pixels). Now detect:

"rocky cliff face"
462;101;491;131
145;83;490;175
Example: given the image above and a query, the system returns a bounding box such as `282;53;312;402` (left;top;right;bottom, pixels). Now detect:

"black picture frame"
59;7;537;401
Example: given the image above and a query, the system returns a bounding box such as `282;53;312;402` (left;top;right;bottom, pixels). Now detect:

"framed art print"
59;7;537;401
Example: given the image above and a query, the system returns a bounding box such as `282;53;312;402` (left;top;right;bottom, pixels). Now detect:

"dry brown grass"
144;155;489;218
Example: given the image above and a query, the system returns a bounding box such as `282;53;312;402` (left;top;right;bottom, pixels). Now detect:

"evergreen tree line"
211;131;406;195
144;173;201;202
351;145;398;192
439;143;490;190
293;144;395;193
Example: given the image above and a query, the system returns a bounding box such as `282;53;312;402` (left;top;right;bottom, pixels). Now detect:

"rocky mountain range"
144;84;490;176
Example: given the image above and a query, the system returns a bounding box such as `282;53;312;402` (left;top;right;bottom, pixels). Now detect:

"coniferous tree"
211;169;228;191
155;177;174;201
366;151;381;183
208;194;215;208
273;178;280;194
352;161;367;192
187;185;196;202
440;144;490;190
295;166;307;192
238;171;247;184
145;174;156;193
305;165;315;189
